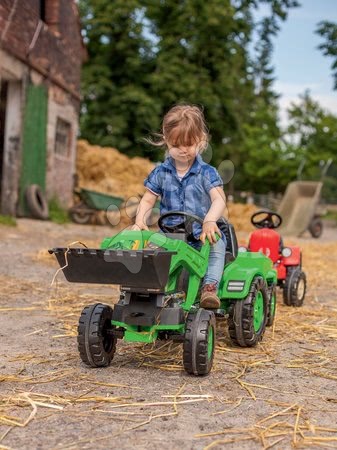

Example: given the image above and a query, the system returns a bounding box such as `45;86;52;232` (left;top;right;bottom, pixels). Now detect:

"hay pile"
76;140;155;199
226;202;258;232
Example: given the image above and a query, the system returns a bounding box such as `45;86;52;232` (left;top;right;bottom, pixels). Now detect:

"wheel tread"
228;277;268;347
283;267;306;307
183;309;215;376
77;303;116;368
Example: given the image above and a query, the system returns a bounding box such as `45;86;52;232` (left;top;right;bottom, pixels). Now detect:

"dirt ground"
0;219;337;450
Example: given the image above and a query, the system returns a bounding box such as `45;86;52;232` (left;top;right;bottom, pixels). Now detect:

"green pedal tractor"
50;212;277;375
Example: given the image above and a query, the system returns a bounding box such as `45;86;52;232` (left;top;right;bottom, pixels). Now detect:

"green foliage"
79;0;160;159
316;21;337;90
49;198;70;224
315;20;337;201
285;92;337;171
79;0;300;191
0;215;16;227
283;91;337;200
324;209;337;224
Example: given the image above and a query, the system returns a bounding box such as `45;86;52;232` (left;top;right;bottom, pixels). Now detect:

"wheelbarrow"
69;188;124;224
277;181;325;238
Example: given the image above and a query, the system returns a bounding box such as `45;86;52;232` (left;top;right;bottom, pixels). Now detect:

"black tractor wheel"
78;303;116;367
283;267;306;307
183;309;216;376
308;217;323;238
228;276;268;347
266;284;276;327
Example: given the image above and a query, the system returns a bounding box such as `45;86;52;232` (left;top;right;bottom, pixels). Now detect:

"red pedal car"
240;210;306;307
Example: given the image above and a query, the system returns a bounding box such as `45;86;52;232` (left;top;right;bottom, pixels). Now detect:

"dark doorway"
0;81;8;208
39;0;45;21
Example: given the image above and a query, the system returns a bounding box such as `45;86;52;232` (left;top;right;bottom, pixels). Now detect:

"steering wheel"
251;210;282;229
158;211;204;243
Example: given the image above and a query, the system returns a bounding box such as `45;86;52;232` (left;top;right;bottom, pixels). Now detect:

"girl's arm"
200;187;227;244
132;190;158;230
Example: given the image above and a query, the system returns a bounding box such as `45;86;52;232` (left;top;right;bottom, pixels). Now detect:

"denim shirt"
144;155;225;240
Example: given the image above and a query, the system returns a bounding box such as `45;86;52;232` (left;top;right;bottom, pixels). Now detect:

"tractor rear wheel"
228;276;268;347
283;267;306;307
183;309;215;375
266;284;277;327
78;303;116;367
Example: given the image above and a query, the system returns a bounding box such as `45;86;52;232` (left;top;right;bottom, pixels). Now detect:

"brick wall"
0;0;84;110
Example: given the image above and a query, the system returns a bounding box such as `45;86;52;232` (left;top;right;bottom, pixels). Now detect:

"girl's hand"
200;221;221;244
131;222;149;231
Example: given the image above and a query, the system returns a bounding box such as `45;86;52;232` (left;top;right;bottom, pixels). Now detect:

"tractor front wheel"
228;276;268;347
78;303;116;367
283;267;306;307
183;309;216;375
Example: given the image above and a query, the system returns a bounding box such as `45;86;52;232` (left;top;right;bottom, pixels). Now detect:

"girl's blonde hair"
150;104;209;152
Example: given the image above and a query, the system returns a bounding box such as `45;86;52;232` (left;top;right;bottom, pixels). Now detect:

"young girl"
133;104;227;308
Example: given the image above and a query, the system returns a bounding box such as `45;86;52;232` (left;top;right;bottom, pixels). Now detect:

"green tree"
284;91;337;188
316;21;337;89
79;0;299;190
145;0;254;167
237;0;299;192
79;0;161;158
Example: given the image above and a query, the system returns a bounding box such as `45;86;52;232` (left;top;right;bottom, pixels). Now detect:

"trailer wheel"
308;217;323;238
78;303;116;367
283;267;306;307
266;284;276;327
70;203;93;224
183;309;215;375
25;184;49;220
228;276;268;347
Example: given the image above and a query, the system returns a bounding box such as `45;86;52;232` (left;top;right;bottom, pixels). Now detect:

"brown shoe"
200;284;221;309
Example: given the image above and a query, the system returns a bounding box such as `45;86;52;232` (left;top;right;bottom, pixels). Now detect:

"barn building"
0;0;85;217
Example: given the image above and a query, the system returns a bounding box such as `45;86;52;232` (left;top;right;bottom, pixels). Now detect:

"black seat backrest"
217;218;238;258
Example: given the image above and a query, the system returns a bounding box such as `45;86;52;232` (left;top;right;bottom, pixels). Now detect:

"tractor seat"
217;218;238;260
249;228;281;263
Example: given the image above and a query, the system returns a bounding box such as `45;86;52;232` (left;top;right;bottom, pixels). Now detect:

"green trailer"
50;211;277;375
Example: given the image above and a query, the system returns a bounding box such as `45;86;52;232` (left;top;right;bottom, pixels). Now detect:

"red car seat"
249;228;281;263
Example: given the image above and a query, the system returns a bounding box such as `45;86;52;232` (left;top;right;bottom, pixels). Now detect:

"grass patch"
324;210;337;224
49;198;70;224
0;214;16;226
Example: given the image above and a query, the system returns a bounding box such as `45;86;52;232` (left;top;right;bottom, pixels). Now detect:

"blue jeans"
192;238;227;288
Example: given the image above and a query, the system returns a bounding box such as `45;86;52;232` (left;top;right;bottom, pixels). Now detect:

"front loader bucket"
49;248;175;289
